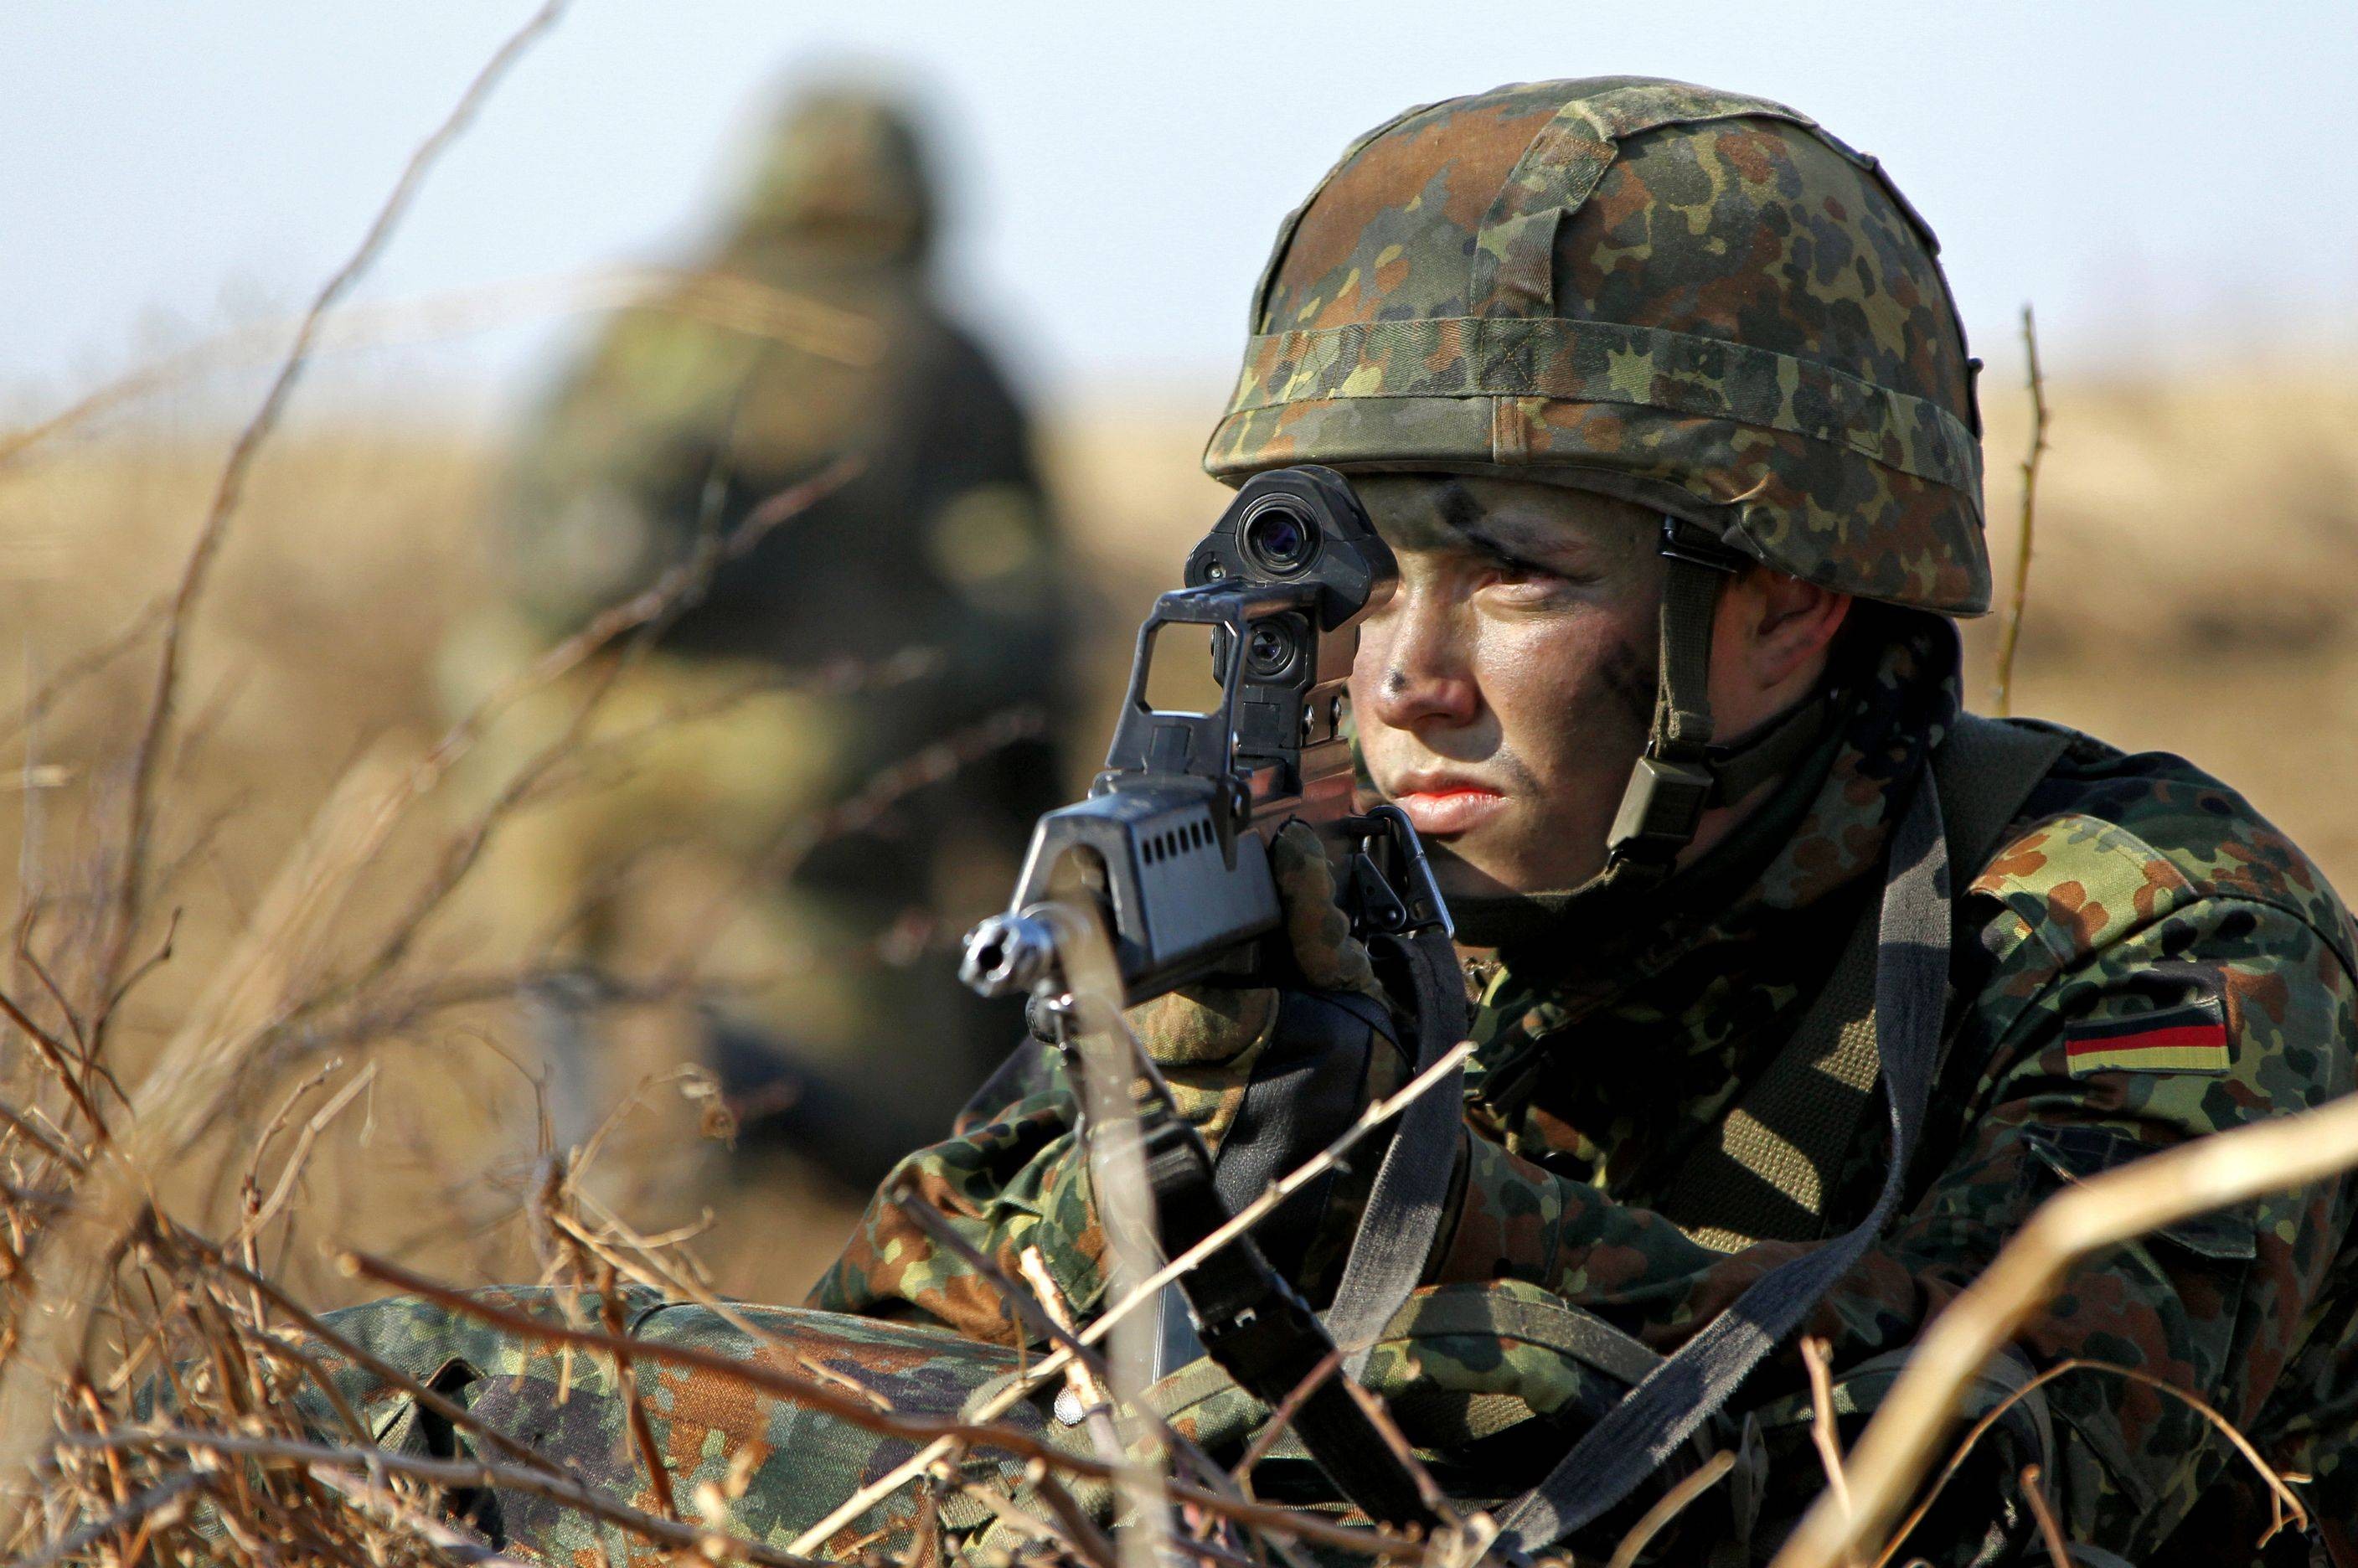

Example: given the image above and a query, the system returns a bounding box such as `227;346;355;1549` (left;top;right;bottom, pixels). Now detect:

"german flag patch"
2065;998;2232;1076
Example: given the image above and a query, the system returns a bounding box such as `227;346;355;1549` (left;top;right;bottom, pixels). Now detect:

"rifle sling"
1139;926;1469;1529
1140;1085;1442;1528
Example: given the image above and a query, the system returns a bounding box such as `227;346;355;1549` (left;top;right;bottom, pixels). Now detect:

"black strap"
1322;926;1471;1380
1604;549;1730;877
1159;923;1468;1524
1138;1106;1441;1529
1491;760;1955;1554
1606;516;1857;882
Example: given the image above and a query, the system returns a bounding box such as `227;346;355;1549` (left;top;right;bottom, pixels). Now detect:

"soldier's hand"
1127;822;1382;1066
1126;822;1392;1159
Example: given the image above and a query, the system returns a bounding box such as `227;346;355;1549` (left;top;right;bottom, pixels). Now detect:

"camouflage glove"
1126;820;1390;1159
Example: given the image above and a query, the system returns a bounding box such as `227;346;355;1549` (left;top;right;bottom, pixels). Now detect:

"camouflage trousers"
292;1279;1813;1566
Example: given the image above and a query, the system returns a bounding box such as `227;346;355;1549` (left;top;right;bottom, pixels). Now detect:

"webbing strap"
1661;713;2071;1251
1141;1105;1439;1529
1388;1287;1664;1390
1604;545;1733;880
1323;926;1471;1379
1492;757;1954;1555
1933;714;2073;879
1664;903;1882;1252
1654;554;1722;760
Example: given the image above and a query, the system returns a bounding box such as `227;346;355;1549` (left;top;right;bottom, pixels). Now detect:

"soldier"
814;79;2358;1562
307;77;2355;1566
445;81;1071;1189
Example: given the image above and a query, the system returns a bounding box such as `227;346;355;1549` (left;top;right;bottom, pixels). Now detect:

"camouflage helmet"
729;83;936;266
1204;76;1989;616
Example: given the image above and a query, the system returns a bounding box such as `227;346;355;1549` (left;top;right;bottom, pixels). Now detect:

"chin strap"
1603;517;1829;885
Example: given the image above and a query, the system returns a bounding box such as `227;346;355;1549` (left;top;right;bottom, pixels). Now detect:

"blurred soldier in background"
443;80;1071;1190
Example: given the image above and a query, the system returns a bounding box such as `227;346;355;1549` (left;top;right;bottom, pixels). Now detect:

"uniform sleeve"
804;1040;1112;1344
1432;893;2358;1555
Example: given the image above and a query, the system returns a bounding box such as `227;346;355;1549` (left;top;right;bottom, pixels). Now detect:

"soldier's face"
1349;474;1850;906
1349;475;1664;902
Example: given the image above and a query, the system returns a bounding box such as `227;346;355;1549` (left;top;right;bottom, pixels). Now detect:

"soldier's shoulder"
1962;716;2357;974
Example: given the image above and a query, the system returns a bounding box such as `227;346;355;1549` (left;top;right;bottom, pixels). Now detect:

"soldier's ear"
1722;568;1850;695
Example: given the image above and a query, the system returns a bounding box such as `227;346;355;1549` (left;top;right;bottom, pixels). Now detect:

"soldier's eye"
1483;565;1575;602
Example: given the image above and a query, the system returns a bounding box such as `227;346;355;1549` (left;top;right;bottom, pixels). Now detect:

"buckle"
1657;516;1750;575
1606;753;1714;866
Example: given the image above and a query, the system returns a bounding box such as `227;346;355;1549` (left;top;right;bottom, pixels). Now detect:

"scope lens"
1241;501;1316;575
1246;623;1294;678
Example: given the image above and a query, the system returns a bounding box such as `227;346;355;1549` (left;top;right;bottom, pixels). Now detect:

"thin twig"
316;457;859;1013
187;1235;578;1481
2019;1464;2072;1568
1340;1375;1450;1520
1024;1460;1122;1568
656;703;1047;988
89;0;572;1040
557;1191;894;1413
235;1063;378;1246
0;598;167;752
1235;1349;1344;1493
1018;1243;1131;1476
1989;302;2049;717
0;988;108;1147
596;1259;679;1521
1605;1450;1736;1568
0;1099;85;1176
0;265;882;472
11;1471;207;1568
310;1465;540;1568
1870;1355;2308;1567
1799;1335;1851;1520
889;1196;1296;1554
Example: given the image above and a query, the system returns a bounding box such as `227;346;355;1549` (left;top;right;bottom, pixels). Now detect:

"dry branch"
1989;303;2049;717
59;1425;823;1568
0;751;414;1525
90;0;572;1040
1771;1088;2358;1568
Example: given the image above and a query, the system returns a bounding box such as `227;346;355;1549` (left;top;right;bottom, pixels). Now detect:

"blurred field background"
3;0;2355;1370
5;360;2357;1318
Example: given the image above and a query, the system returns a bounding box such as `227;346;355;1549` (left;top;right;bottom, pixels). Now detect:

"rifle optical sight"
1238;496;1319;576
964;466;1406;1003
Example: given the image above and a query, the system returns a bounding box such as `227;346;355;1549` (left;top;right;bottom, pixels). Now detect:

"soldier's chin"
1421;842;1534;909
1422;841;1607;948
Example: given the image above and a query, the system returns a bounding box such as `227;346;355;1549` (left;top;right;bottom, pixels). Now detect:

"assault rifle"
960;464;1449;1008
957;465;1458;1532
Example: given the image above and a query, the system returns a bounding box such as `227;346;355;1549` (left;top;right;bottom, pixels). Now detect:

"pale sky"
5;1;2355;426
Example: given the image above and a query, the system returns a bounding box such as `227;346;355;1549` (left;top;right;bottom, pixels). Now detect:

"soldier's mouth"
1391;784;1507;838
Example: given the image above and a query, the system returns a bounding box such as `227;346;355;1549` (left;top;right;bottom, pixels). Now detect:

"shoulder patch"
2065;998;2232;1077
1971;811;2199;967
